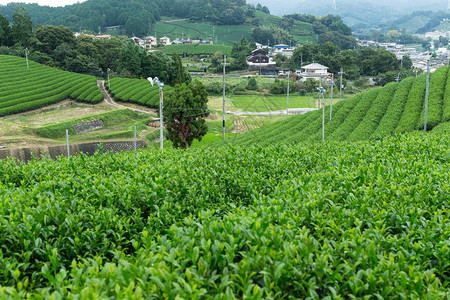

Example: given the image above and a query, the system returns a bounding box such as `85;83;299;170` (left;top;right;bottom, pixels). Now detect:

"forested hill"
0;0;252;36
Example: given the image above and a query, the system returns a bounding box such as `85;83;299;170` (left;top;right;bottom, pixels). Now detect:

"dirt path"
97;80;154;114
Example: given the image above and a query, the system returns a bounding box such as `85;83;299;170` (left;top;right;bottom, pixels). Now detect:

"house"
172;39;184;44
247;49;270;64
159;36;171;46
143;36;158;47
131;36;144;46
247;49;278;74
296;63;329;81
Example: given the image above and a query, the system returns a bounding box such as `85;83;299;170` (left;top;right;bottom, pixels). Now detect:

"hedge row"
347;82;398;141
394;74;427;133
371;76;415;138
107;77;173;108
0;55;103;116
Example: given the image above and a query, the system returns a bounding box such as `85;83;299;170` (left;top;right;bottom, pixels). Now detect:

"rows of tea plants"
234;67;450;145
0;133;449;297
107;78;173;108
0;55;103;116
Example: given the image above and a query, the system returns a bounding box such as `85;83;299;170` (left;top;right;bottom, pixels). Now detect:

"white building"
296;63;329;81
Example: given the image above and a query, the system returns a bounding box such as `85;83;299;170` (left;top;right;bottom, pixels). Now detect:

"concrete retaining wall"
0;140;146;163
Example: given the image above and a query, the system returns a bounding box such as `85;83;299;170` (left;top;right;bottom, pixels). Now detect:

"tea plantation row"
0;133;449;298
0;55;103;116
107;77;173;108
233;67;450;146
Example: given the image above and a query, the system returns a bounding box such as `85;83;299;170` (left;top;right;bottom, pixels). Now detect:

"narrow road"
97;80;153;114
226;108;317;116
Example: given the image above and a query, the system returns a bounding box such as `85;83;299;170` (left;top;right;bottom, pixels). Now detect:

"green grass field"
229;94;347;112
153;12;316;46
161;44;232;55
0;55;103;116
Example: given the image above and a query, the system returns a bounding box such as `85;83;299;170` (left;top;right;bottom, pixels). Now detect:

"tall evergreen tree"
11;6;32;47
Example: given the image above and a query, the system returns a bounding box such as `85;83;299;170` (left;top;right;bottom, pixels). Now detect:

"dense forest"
0;0;257;36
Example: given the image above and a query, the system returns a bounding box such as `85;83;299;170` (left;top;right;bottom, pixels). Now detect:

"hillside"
0;0;253;37
233;66;450;145
0;55;103;116
152;11;316;46
1;131;449;297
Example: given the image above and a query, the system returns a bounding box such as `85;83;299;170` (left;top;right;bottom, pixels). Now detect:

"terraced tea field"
107;77;174;108
0;55;103;116
233;67;450;145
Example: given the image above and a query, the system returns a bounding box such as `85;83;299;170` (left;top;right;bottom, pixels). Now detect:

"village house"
296;63;329;81
159;36;171;46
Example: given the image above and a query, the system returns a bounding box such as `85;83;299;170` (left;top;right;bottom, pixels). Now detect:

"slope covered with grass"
0;55;103;116
233;67;450;146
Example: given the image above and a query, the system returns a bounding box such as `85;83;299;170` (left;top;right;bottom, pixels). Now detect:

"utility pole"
222;55;229;141
338;68;344;102
330;73;334;121
286;71;290;115
147;77;164;150
318;76;326;141
424;56;431;131
107;68;110;89
25;48;29;69
395;73;400;82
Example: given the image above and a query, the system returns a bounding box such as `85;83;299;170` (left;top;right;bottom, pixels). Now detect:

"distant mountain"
247;0;448;30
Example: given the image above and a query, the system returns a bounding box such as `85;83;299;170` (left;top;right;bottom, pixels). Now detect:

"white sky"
0;0;86;7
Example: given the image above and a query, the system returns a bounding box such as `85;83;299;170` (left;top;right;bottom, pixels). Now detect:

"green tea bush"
0;55;102;115
348;82;397;141
108;78;173;108
328;88;380;140
394;74;426;133
0;134;449;298
371;76;415;138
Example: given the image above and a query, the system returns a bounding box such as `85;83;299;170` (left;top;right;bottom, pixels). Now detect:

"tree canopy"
163;80;209;149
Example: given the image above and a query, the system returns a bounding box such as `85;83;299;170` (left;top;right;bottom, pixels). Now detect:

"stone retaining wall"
74;119;104;133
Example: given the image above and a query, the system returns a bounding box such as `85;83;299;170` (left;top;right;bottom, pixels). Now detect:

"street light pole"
147;77;164;150
338;68;344;102
424;56;431;131
221;55;229;141
330;73;334;121
107;68;110;89
286;71;290;115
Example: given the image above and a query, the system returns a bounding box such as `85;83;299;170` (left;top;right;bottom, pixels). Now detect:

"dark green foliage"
11;6;32;47
163;80;209;148
246;77;258;90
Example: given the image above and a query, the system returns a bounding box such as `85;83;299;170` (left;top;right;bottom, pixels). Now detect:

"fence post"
66;130;70;157
134;125;137;154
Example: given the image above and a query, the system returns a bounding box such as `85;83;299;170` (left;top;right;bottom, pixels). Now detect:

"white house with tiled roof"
296;63;329;81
